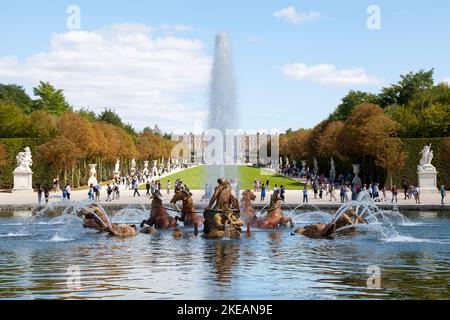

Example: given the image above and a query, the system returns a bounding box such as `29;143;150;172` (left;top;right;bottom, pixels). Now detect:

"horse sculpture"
80;203;137;238
140;190;177;230
203;179;244;239
294;208;368;239
170;187;204;235
247;190;293;230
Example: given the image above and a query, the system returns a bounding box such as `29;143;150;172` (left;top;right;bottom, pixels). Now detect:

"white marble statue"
418;144;435;171
15;147;33;171
114;159;120;173
330;157;336;179
13;147;34;192
313;157;319;174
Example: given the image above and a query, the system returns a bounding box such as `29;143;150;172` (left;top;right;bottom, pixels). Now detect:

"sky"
0;0;449;134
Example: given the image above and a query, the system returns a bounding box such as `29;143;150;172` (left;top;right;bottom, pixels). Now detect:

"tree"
0;102;31;138
57;113;98;158
329;90;378;121
36;137;82;184
77;108;97;122
378;69;434;107
29;110;58;139
418;104;450;137
98;108;124;127
32;81;72;116
317;121;345;160
0;84;32;114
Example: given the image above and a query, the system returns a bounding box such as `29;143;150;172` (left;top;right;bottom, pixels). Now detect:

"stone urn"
352;164;362;186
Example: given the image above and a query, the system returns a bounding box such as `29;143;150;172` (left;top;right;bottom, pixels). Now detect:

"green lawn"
143;165;305;190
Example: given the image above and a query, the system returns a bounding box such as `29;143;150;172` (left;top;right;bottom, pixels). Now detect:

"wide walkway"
0;187;446;208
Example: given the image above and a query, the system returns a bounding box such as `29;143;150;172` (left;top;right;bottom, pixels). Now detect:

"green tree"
77;107;97;122
29;110;58;139
0;84;32;114
32;81;72;115
329;90;378;121
0;102;31;138
378;69;434;107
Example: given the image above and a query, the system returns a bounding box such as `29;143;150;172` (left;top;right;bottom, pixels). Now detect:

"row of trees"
280;69;450;186
328;69;450;138
0;82;176;188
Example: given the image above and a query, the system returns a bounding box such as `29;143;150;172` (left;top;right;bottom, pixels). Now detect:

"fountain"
205;32;239;183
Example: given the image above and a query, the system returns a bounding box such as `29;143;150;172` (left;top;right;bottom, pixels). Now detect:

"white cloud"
282;63;382;86
0;24;211;133
273;6;321;24
443;78;450;84
160;24;195;32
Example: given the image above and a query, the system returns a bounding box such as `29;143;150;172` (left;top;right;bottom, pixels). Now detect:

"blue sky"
1;0;449;133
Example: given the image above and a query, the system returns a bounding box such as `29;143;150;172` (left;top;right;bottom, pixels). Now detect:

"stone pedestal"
418;168;438;193
13;169;33;193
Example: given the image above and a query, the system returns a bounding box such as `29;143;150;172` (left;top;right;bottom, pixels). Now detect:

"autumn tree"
317;121;345;160
0;144;7;168
36;137;82;184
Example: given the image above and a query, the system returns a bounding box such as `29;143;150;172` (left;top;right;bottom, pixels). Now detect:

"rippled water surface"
0;209;449;300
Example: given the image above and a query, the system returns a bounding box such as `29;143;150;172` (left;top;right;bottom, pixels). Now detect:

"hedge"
0;138;55;189
392;138;450;188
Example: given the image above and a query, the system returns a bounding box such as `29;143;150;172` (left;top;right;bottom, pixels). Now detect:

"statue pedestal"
418;168;438;193
13;169;33;193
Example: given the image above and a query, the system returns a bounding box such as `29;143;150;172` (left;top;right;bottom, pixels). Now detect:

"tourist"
280;185;286;202
381;186;387;202
94;183;101;202
261;183;266;202
166;180;171;195
37;185;43;204
133;180;140;197
391;185;398;203
273;184;279;193
303;186;308;204
319;185;323;199
329;184;337;202
340;185;346;203
65;184;71;200
403;181;409;200
266;179;270;192
440;185;446;205
88;184;94;201
106;184;113;202
408;185;414;200
313;181;318;199
413;186;421;204
44;187;50;204
146;181;151;196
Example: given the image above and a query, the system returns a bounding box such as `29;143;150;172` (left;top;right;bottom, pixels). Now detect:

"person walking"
391;185;398;203
329;184;337;202
133;180;141;197
65;184;71;201
88;184;94;201
313;182;318;199
413;186;421;204
44;187;50;204
266;179;270;192
166;180;171;195
340;185;346;203
146;181;151;196
303;186;308;204
94;183;101;202
319;185;323;200
440;185;446;205
261;184;266;202
280;185;286;202
106;184;113;202
37;185;43;204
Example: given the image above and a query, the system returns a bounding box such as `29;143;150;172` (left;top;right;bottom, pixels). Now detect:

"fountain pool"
0;206;449;300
